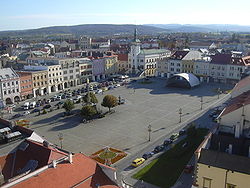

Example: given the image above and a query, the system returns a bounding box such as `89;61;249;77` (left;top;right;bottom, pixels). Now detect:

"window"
3;83;5;87
16;89;19;92
8;90;11;94
202;177;212;188
7;83;10;86
69;70;73;73
70;75;73;79
227;183;236;188
16;81;18;84
63;70;67;74
4;91;6;95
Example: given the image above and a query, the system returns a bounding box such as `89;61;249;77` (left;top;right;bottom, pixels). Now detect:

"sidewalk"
123;175;160;188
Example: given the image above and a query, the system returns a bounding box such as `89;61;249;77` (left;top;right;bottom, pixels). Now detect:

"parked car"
55;101;64;106
118;98;125;105
23;102;29;110
12;113;22;119
184;165;194;173
23;111;30;115
131;158;145;167
31;108;40;113
179;129;186;136
170;133;179;141
108;86;114;90
163;139;173;146
95;89;103;94
142;152;154;160
153;145;165;153
29;101;36;109
102;87;108;91
43;104;51;109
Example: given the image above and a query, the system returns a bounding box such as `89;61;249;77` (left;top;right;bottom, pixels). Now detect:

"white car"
95;89;103;94
23;111;30;115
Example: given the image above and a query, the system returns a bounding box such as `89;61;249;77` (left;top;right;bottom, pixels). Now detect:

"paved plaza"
28;78;232;156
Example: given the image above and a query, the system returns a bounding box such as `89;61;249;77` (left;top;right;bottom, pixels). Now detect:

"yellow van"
131;158;145;167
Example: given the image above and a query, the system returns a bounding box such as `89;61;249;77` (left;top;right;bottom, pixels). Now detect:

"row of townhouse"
0;56;122;105
157;50;250;84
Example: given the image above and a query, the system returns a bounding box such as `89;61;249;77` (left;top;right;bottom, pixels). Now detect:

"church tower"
130;27;141;74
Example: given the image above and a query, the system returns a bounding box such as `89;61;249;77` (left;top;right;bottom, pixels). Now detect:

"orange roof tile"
13;153;119;188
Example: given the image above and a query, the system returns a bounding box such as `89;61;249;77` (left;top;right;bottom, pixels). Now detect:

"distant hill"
0;24;170;38
147;24;250;33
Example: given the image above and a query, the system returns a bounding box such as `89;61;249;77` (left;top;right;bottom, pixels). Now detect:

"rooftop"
220;90;250;117
199;148;250;175
170;50;189;60
139;49;168;55
0;68;19;80
13;153;119;188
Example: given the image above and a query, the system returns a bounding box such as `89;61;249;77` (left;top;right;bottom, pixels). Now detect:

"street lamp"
217;87;221;99
200;96;203;110
58;133;63;149
86;78;90;104
179;108;182;123
148;124;152;142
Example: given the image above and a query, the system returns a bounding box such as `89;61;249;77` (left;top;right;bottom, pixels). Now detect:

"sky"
1;0;250;31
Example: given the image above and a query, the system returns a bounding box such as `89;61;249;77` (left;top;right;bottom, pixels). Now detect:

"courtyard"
27;78;232;157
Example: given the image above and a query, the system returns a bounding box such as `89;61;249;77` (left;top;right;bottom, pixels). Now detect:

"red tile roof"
13;153;119;188
117;54;128;61
221;91;250;117
0;139;67;181
0;153;14;180
211;53;247;66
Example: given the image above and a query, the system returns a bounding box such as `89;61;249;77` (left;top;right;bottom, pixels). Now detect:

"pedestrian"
134;88;135;93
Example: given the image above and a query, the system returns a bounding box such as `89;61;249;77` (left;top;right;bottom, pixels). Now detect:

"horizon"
1;23;250;32
1;0;250;31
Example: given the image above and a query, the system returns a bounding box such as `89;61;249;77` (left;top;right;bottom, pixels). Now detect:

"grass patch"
132;128;208;188
99;150;117;159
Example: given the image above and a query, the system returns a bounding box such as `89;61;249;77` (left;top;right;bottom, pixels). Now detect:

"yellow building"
31;70;48;97
195;149;250;188
117;54;129;74
104;55;118;76
182;60;195;73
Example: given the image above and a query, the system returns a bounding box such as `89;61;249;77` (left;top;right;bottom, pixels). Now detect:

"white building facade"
0;68;21;105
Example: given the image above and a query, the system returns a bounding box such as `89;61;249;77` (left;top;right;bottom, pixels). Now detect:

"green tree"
83;92;98;104
63;99;75;113
101;95;118;112
81;105;97;119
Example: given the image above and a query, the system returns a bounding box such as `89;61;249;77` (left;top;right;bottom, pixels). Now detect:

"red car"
184;165;194;173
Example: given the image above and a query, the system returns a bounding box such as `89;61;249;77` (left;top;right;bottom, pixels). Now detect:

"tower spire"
134;27;137;42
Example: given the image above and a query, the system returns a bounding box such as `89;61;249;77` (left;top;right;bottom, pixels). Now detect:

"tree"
63;99;75;114
81;105;97;120
83;92;98;104
101;95;118;112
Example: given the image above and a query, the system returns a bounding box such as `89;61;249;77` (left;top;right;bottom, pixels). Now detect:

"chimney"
69;153;73;164
52;160;57;168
